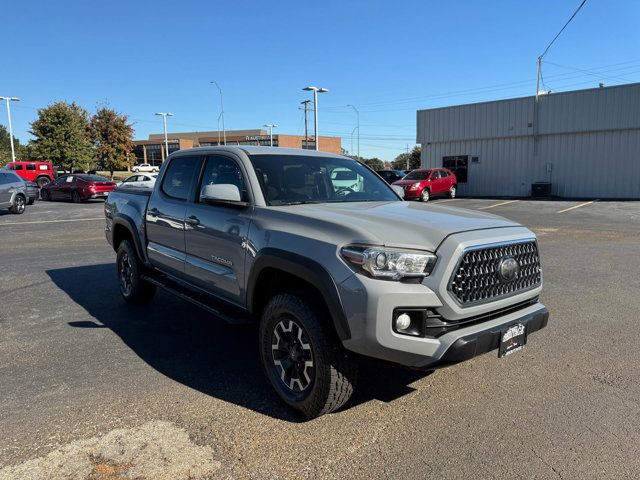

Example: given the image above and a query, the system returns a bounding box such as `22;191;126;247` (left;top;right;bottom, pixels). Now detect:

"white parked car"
132;163;159;173
117;174;157;189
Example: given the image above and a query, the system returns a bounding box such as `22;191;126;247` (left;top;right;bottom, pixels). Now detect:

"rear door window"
26;164;36;171
161;156;200;200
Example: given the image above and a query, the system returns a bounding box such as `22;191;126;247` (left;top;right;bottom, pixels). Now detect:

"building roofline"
416;81;640;114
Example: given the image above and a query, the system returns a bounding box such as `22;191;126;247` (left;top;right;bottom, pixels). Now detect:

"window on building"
442;156;468;183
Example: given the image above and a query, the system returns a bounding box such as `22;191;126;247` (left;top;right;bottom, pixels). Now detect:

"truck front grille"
449;240;541;306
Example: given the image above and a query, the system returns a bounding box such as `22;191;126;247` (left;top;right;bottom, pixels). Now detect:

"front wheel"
420;188;430;202
116;240;156;305
72;191;82;203
448;185;457;199
41;190;50;201
259;292;358;419
10;195;26;214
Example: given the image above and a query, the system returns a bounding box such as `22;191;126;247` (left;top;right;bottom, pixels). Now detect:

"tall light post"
211;81;226;145
155;112;173;159
0;97;20;162
347;104;359;159
264;124;278;147
303;86;328;151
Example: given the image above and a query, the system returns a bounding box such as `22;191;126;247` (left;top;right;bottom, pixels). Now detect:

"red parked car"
392;168;457;202
40;174;116;203
6;161;55;188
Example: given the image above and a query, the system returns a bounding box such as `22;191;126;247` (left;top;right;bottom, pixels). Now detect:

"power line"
540;0;588;59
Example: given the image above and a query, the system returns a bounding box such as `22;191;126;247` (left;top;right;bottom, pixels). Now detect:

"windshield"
404;170;431;180
249;155;399;205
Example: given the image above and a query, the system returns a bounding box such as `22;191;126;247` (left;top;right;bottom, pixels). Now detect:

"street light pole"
0;97;20;162
155;112;174;159
264;124;278;147
347;104;359;159
211;81;226;145
303;86;328;151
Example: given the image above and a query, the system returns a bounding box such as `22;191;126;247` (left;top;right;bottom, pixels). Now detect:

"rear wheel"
27;198;35;205
448;185;457;199
259;292;358;419
10;195;26;214
420;188;430;202
36;176;51;188
116;240;156;305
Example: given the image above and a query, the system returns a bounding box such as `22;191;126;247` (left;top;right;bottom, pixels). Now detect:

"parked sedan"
117;174;157;189
132;163;159;173
41;174;117;203
392;168;457;202
375;169;406;184
0;170;28;214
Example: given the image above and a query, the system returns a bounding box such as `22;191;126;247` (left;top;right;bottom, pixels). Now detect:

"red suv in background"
6;161;55;188
392;168;457;202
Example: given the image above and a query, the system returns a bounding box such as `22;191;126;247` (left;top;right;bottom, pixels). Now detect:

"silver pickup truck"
104;146;548;418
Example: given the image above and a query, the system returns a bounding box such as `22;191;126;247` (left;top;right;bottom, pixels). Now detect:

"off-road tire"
36;176;51;188
259;292;358;419
116;240;156;305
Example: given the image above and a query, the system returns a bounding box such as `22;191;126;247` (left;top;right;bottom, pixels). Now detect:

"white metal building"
417;83;640;198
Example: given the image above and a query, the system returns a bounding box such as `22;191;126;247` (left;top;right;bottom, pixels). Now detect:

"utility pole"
535;56;542;102
0;97;20;162
303;86;328;151
211;81;226;145
347;104;359;160
299;100;311;148
155;112;174;159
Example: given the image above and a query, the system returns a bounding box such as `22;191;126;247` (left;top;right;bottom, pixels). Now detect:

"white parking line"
557;200;597;214
432;198;458;203
478;200;519;210
0;217;104;227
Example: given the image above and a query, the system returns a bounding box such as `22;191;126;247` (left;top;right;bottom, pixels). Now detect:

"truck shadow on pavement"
47;263;431;422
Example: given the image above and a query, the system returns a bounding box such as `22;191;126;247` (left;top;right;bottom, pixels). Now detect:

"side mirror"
391;185;405;199
201;184;245;205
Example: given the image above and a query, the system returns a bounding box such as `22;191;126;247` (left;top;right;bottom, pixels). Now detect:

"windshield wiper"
281;200;325;205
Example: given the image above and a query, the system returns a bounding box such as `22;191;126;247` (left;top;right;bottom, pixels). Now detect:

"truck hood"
271;201;521;251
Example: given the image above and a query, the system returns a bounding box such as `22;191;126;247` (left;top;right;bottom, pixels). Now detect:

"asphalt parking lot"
1;197;639;479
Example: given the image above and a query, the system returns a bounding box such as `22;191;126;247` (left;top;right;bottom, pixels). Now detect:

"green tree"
30;102;93;172
0;125;22;167
88;107;135;178
360;157;384;170
392;146;421;170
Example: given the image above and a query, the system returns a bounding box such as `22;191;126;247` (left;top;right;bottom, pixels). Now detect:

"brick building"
133;129;342;165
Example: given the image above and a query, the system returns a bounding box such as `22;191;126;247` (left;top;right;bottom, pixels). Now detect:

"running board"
141;274;253;325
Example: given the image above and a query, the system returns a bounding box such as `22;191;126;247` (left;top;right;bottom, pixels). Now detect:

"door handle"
186;215;200;226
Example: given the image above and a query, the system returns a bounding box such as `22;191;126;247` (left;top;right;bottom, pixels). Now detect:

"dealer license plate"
499;323;527;358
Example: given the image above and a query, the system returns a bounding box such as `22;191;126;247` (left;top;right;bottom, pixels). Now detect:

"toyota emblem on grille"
497;256;520;283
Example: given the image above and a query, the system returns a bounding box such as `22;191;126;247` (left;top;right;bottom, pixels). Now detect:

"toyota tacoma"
104;146;548;418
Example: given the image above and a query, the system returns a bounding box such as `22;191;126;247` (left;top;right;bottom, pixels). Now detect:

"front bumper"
338;227;547;368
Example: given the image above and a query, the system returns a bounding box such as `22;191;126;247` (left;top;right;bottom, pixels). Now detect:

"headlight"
409;182;421;190
341;246;437;280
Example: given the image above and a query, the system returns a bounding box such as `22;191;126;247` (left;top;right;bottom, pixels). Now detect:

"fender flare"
246;248;351;341
111;214;150;265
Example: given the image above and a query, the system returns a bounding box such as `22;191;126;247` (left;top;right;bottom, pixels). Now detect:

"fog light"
395;313;411;331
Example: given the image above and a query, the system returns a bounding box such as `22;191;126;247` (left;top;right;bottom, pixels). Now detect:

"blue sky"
3;0;640;161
